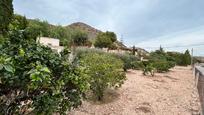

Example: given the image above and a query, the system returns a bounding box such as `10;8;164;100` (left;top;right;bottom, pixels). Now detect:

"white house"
36;37;64;53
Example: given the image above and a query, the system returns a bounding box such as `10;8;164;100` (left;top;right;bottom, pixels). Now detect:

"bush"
0;31;90;114
72;30;88;46
167;50;191;66
78;52;126;101
131;61;145;70
145;48;176;73
152;60;171;73
94;31;117;49
113;53;139;71
94;33;112;48
143;63;155;76
141;60;174;76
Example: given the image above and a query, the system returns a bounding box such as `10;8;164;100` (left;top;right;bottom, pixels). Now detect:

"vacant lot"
70;66;200;115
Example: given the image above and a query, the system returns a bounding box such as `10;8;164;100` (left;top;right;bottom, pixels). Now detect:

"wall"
195;66;204;114
37;37;59;46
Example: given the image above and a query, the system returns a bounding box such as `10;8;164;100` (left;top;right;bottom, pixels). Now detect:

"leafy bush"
131;61;145;70
167;50;191;66
142;63;155;76
152;60;171;73
78;52;126;101
94;31;117;49
0;31;90;114
141;60;174;76
75;48;140;71
72;30;88;46
113;53;139;71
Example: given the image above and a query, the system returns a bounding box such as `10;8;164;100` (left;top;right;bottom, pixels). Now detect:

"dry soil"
70;66;201;115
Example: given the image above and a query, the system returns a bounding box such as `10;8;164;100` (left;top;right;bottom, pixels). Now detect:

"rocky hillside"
67;22;102;41
67;22;128;49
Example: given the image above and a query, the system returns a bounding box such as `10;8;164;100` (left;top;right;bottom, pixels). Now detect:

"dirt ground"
70;66;201;115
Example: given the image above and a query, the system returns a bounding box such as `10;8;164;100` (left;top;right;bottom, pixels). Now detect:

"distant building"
36;37;64;53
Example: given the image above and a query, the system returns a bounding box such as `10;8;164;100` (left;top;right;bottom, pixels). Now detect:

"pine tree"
184;50;191;65
0;0;13;35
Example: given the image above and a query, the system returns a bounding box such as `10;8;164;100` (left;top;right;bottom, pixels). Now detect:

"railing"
194;65;204;114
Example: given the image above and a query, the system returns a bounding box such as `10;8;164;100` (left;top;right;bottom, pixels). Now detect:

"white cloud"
136;26;204;56
13;0;204;55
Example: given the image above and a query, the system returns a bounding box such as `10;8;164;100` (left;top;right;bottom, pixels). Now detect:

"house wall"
37;37;64;53
37;37;60;46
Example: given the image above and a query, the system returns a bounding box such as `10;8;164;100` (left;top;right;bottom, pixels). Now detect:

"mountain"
66;22;102;41
66;22;128;49
27;19;129;49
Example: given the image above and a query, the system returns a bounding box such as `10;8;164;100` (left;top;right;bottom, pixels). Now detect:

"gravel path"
70;66;201;115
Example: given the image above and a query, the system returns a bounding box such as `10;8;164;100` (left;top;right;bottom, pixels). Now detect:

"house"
36;37;64;53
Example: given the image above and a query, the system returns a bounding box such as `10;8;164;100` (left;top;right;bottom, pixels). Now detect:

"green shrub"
113;53;139;71
94;31;117;49
143;63;155;76
167;50;191;66
152;60;170;73
75;48;140;71
167;61;176;68
131;61;144;70
142;60;175;75
0;31;90;114
79;52;126;101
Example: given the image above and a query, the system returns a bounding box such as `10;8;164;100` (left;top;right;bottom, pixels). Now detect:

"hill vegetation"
67;22;102;41
23;18;125;49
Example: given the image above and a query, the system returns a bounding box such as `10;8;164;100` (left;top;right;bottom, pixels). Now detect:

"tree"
182;50;191;66
0;30;90;115
49;25;72;46
114;53;139;71
25;19;50;41
94;33;113;48
0;2;90;114
133;45;136;55
105;31;117;42
72;30;88;46
155;45;165;55
0;0;13;35
9;14;28;31
94;31;117;49
167;50;191;66
79;52;126;101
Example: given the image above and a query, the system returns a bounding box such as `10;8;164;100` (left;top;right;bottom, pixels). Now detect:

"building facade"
37;37;64;53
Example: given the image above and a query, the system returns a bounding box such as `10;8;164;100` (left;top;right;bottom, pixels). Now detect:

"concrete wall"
194;66;204;114
37;37;59;46
37;37;64;53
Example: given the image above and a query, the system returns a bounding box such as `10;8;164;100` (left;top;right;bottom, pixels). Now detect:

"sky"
13;0;204;56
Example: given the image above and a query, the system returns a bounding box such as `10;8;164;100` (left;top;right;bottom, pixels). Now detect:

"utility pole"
191;48;194;69
120;34;124;44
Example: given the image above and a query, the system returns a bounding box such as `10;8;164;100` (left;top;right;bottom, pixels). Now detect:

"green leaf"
28;69;35;74
3;65;14;73
19;48;25;56
0;64;3;70
30;73;42;82
5;57;11;62
41;67;51;73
